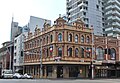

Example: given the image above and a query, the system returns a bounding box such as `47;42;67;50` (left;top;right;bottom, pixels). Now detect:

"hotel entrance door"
57;66;63;78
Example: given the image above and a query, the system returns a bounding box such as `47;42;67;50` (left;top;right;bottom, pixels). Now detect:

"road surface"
0;79;120;83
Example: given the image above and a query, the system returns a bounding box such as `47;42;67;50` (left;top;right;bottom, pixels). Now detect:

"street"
0;79;120;83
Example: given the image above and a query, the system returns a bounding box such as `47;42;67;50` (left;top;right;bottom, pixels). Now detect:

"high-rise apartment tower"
66;0;104;36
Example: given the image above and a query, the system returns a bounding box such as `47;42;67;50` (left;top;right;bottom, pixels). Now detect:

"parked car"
13;73;23;79
1;69;13;79
23;73;33;79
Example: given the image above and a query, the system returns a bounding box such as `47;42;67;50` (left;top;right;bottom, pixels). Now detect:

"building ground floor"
95;62;120;78
24;64;92;79
23;61;120;79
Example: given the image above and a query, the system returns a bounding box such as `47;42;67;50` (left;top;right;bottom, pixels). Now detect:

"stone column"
63;66;69;78
64;31;67;42
53;44;56;57
52;66;57;78
44;66;47;78
64;45;67;57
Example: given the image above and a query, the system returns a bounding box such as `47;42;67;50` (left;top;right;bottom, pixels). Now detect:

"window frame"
75;34;78;43
58;33;62;42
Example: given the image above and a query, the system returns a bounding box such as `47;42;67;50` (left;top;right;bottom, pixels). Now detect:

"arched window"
40;39;42;46
68;48;72;57
86;36;90;43
96;47;104;60
81;35;84;43
81;47;84;58
58;33;62;42
37;39;39;46
34;40;36;47
32;41;34;47
68;34;72;42
50;46;53;56
47;48;49;57
86;47;91;58
75;48;79;57
43;38;45;44
58;47;62;57
50;35;53;42
75;35;78;43
30;42;32;48
110;48;116;60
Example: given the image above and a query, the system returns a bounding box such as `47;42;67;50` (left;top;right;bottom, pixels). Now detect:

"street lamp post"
91;26;94;79
24;48;43;79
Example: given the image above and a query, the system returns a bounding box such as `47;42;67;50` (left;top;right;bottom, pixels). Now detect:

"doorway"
57;66;63;78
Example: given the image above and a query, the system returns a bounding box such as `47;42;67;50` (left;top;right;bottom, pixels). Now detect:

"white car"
23;73;33;79
13;73;23;79
2;70;13;79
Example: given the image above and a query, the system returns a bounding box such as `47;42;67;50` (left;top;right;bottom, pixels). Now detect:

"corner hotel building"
23;16;119;78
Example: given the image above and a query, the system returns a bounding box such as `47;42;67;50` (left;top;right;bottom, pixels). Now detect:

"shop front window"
47;66;52;77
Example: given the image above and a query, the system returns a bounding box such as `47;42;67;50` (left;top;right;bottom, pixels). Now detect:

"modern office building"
66;0;104;36
104;0;120;37
66;0;120;37
28;16;51;33
10;18;22;42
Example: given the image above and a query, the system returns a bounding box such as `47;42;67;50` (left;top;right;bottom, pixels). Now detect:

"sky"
0;0;66;47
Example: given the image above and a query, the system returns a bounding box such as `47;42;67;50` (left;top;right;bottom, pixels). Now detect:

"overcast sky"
0;0;66;47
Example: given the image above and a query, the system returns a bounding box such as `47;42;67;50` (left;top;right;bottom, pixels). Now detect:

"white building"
13;33;24;73
104;0;120;37
66;0;104;35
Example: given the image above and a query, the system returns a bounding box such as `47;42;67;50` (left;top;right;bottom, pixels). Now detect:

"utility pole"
7;44;12;70
40;40;43;78
105;36;108;60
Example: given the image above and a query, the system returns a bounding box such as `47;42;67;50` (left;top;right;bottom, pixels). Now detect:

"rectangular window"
83;12;86;16
14;59;16;63
14;46;16;50
14;40;17;43
96;5;99;10
14;53;16;56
